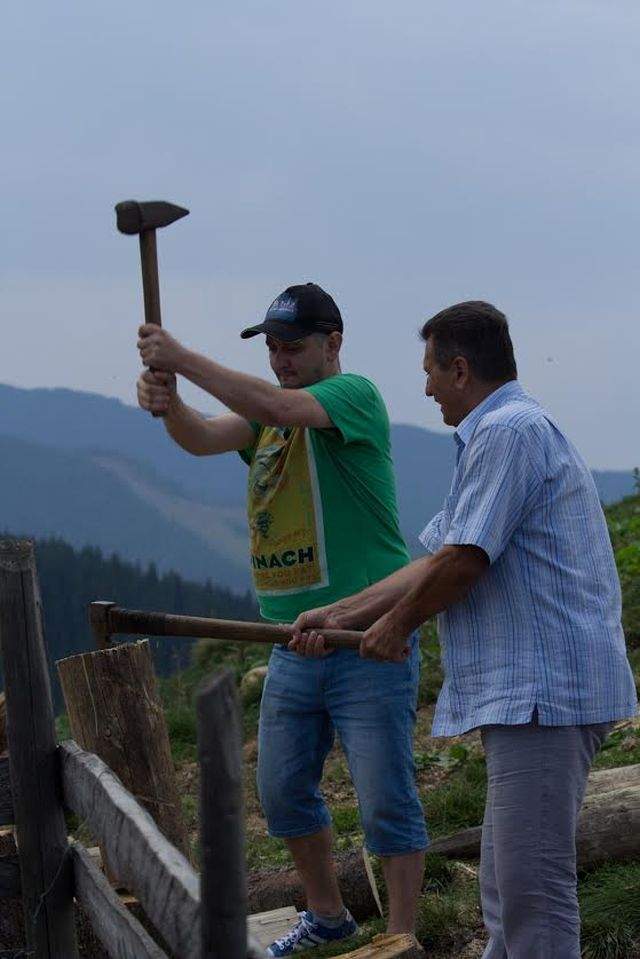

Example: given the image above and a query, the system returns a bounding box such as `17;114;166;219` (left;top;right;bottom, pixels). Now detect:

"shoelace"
272;913;312;950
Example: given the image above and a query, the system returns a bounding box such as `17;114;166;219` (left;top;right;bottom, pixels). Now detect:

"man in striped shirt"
292;301;638;958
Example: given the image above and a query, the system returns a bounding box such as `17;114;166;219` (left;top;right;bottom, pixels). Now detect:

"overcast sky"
3;1;639;469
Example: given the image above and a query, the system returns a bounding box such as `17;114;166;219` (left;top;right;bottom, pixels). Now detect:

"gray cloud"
2;1;639;468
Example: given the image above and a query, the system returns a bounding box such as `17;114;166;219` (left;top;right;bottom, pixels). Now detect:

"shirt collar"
455;380;525;449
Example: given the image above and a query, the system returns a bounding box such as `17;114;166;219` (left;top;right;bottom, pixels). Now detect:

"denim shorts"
257;634;429;857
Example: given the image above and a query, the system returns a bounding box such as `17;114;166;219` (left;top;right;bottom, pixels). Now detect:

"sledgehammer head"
115;200;189;235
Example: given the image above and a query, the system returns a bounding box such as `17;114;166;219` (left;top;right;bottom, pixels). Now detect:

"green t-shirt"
239;373;410;623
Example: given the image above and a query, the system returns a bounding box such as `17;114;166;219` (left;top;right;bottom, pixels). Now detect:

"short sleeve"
418;510;447;554
305;374;387;445
238;421;261;465
444;424;541;564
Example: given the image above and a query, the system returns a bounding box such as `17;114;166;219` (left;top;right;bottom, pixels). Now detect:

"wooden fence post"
197;669;247;959
0;539;78;958
57;640;192;864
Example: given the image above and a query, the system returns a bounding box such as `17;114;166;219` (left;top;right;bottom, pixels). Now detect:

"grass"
579;863;640;959
422;753;487;838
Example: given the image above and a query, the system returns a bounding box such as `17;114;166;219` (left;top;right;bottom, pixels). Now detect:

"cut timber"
57;640;191;863
248;766;640;920
0;692;6;755
248;849;378;921
339;933;426;958
248;906;299;952
428;781;640;866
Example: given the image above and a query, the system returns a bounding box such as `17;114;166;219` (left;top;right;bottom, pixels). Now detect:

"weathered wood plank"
0;539;78;957
0;692;7;755
60;739;200;958
340;933;425;958
0;757;13;826
197;670;247;959
57;641;191;861
70;840;169;959
0;854;21;898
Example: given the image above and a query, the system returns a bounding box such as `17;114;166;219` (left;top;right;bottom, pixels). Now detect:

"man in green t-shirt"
136;283;428;956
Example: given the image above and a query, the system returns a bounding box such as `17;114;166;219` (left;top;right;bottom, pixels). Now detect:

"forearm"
178;350;282;424
324;558;434;629
382;545;487;635
163;395;221;455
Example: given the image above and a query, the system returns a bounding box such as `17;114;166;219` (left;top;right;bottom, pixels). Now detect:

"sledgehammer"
115;199;189;414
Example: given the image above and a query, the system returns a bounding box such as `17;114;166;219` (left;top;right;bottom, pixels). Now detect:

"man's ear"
451;355;471;388
326;331;343;358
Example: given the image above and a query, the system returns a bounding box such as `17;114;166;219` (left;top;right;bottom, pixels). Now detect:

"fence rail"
0;540;265;959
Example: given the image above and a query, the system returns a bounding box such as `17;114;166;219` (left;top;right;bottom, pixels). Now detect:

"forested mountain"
0;384;635;586
0;534;257;709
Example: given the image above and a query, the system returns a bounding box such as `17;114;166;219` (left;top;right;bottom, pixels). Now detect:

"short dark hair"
421;301;517;382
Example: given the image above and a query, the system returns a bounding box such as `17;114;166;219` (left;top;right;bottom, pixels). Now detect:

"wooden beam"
70;839;169;959
0;757;13;826
99;604;363;650
197;670;247;959
60;740;201;959
0;539;78;957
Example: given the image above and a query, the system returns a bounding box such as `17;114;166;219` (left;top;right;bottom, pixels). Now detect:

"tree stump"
57;640;191;868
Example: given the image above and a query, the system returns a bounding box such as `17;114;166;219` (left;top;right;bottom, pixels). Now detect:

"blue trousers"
257;638;428;856
480;717;612;958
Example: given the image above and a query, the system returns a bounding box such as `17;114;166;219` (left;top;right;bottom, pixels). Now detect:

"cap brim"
240;319;312;341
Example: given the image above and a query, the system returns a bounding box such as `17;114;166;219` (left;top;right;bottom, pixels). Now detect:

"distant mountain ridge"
0;383;635;586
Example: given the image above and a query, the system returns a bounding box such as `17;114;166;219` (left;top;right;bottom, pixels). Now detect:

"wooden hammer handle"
100;605;364;650
139;230;164;417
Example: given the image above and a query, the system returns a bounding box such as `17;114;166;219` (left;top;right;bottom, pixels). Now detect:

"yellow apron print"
248;426;328;596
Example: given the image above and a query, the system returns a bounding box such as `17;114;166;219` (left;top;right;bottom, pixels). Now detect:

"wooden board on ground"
339;933;425;958
248;906;298;951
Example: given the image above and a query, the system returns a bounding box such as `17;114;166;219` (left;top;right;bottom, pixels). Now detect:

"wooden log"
60;739;201;959
0;692;7;755
69;839;169;959
248;849;378;922
248;773;640;920
583;763;640;796
428;780;640;865
92;603;363;650
197;670;247;959
57;640;191;863
0;757;13;826
0;539;78;957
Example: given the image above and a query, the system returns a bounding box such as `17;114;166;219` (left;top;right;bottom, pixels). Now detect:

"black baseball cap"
240;283;343;341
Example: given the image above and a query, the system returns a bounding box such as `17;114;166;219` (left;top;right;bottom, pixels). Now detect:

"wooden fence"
0;539;265;959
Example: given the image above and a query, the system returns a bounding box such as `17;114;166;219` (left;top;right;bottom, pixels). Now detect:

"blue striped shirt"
419;381;638;736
